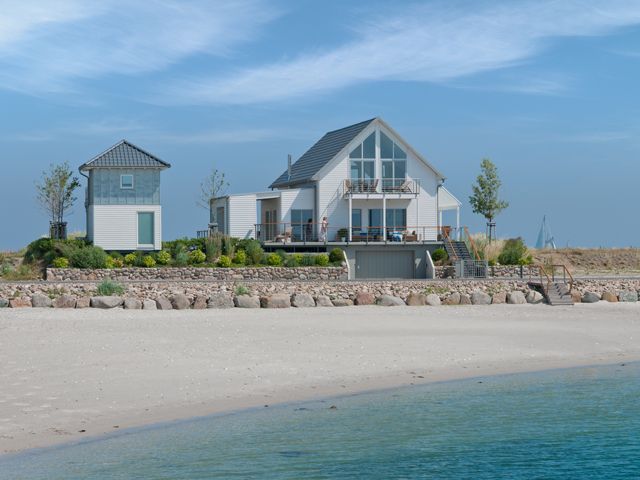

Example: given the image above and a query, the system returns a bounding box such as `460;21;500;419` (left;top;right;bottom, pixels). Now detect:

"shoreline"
1;304;640;456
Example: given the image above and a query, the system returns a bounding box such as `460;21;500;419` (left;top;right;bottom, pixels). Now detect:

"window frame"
120;174;134;190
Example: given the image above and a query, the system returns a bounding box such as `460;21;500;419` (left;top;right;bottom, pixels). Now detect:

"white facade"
89;205;162;251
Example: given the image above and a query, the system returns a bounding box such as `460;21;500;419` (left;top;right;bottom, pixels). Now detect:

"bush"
498;238;529;265
174;250;189;267
24;237;88;266
105;256;121;269
292;253;304;264
217;255;232;268
234;284;249;296
96;279;125;296
141;255;156;268
189;249;206;265
243;240;264;265
124;253;137;266
315;254;329;266
52;257;69;268
431;248;448;262
266;252;282;266
163;238;206;257
69;246;108;269
155;250;171;265
284;256;299;267
301;254;315;267
234;250;247;265
329;248;344;263
23;238;54;264
223;236;236;258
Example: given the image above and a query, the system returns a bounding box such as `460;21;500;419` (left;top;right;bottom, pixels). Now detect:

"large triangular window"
381;132;407;191
350;132;376;190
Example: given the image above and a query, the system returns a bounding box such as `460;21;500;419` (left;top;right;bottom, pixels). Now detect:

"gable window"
349;132;376;192
120;174;134;189
381;132;407;191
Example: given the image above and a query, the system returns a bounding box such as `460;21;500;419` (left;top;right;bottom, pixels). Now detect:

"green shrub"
244;240;264;265
275;249;288;259
329;248;344;263
189;249;206;264
163;238;206;257
105;256;117;269
96;279;125;296
108;251;123;260
69;246;108;269
284;255;299;267
2;264;38;280
142;255;156;268
498;238;529;265
266;252;282;266
124;253;137;266
301;254;315;267
24;237;88;266
315;253;329;266
234;250;247;265
234;284;249;296
155;250;172;265
431;248;448;262
217;255;232;268
174;250;189;267
292;253;304;264
23;238;54;264
52;257;69;268
205;234;223;263
223;235;236;258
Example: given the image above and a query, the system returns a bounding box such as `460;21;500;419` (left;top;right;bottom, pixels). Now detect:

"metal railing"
455;259;488;278
342;178;420;195
527;264;574;293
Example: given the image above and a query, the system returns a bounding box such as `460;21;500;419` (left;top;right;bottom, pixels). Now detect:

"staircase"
528;264;575;306
443;240;487;278
443;240;472;262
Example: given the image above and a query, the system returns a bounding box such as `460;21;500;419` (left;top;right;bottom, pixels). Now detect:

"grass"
96;279;125;296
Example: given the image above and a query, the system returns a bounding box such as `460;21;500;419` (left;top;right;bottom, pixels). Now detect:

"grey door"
355;250;415;279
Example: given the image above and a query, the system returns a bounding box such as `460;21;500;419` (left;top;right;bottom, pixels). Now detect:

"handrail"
441;227;458;261
463;226;481;261
529;264;553;293
548;263;574;293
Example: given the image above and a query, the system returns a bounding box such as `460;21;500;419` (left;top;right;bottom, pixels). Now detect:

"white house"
80;140;171;251
212;117;460;243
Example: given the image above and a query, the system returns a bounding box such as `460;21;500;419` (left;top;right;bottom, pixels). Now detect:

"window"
368;209;406;238
350;132;376;192
120;174;134;189
352;209;362;236
380;132;407;191
291;209;313;241
137;212;154;246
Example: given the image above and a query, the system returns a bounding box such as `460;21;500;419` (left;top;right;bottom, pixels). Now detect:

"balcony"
342;178;420;197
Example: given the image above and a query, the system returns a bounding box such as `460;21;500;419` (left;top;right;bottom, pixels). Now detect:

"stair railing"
528;264;552;294
441;227;458;261
463;227;481;261
548;264;574;293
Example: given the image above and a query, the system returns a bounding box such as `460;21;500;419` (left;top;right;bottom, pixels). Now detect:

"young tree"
469;158;508;242
197;167;229;210
35;162;80;239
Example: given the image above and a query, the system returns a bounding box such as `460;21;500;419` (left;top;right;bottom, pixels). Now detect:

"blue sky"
1;0;640;250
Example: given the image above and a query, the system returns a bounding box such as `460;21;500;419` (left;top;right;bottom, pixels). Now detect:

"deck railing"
342;178;420;195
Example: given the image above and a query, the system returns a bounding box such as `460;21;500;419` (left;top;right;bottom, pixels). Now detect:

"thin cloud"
160;0;640;105
0;0;280;94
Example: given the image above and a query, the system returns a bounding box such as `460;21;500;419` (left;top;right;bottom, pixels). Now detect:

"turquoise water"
2;363;639;479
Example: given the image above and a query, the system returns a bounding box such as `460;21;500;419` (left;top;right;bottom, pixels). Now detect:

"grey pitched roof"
270;118;376;188
79;140;171;171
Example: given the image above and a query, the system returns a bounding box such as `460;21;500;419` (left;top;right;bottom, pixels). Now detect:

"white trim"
120;174;134;189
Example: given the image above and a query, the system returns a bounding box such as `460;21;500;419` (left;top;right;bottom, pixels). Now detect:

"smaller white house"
79;140;171;251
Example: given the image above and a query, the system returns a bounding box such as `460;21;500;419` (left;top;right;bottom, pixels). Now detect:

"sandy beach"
1;303;639;455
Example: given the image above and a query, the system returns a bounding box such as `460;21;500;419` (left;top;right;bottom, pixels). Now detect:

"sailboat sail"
536;215;556;250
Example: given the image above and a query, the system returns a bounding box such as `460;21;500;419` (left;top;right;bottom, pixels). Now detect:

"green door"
138;212;154;246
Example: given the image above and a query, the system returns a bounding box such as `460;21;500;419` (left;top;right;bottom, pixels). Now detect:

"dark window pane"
349;144;362;159
363;132;375;158
363;161;375;179
380;132;393;158
394;143;407;159
350;160;362;180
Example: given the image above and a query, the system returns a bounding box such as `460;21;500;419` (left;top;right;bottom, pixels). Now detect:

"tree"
35;162;80;239
469;158;508;242
197;167;229;210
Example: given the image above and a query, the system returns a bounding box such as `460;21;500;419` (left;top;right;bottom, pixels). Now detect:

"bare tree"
197;167;229;210
36;162;80;238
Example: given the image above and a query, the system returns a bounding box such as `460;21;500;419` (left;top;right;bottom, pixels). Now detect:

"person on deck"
320;216;328;243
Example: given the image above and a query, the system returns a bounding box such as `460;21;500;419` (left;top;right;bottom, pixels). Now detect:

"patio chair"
344;179;353;194
398;179;412;193
274;229;292;244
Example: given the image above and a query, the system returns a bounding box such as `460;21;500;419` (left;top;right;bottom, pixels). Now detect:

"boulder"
155;296;173;310
426;293;441;306
443;292;460;305
332;298;354;307
354;292;375;306
260;294;291;308
471;291;491;305
618;290;638;302
601;291;618;303
492;292;507;304
581;291;600;303
377;295;405;306
53;295;77;309
234;295;260;308
570;290;582;303
315;295;334;307
124;297;142;310
31;293;52;308
90;296;123;309
405;292;427;306
0;298;9;308
208;293;234;309
459;293;472;305
525;291;544;304
142;299;157;310
507;291;527;305
9;297;32;308
192;295;208;310
75;297;91;309
171;293;191;310
291;293;316;308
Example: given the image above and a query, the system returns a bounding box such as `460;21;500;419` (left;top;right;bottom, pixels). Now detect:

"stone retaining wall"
46;266;348;282
1;278;639;309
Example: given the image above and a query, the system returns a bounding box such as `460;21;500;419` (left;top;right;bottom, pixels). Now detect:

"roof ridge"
79;139;171;171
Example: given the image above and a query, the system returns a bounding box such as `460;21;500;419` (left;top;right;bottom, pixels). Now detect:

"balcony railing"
343;178;420;195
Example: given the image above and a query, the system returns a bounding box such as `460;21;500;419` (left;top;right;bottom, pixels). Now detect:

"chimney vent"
287;154;292;180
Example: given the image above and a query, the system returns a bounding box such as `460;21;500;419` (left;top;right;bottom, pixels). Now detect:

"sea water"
2;363;639;479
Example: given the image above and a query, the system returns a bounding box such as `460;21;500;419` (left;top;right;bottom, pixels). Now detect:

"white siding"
228;194;257;239
91;205;162;251
87;205;94;242
279;188;314;223
317;152;350;235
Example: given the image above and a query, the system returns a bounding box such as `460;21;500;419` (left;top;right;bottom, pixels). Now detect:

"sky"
1;0;640;250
